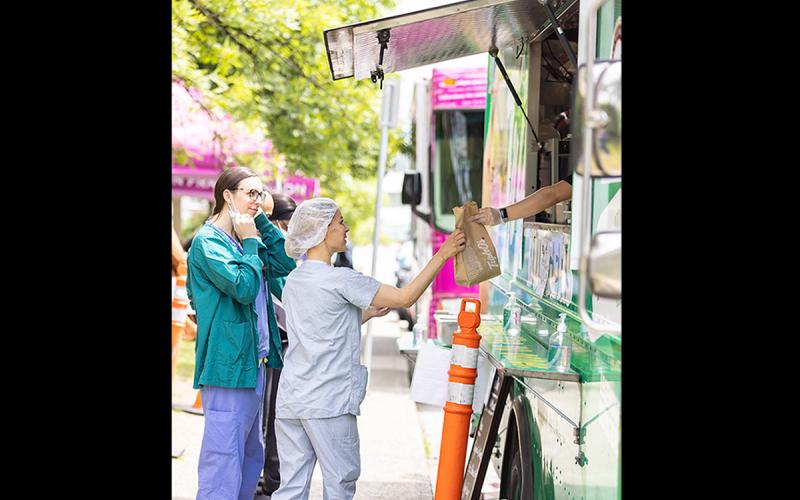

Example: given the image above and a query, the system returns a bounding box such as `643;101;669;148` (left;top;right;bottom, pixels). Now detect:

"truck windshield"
433;109;485;233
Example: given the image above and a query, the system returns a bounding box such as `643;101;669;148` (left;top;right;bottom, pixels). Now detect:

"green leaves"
174;0;403;243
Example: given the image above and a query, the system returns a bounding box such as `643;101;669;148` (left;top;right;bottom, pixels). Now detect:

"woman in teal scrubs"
186;166;296;500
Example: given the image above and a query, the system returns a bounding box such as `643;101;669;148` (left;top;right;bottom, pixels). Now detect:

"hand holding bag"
453;201;501;286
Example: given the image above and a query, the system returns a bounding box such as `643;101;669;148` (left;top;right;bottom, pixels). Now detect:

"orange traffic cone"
435;299;482;500
172;259;189;379
175;262;197;341
171;299;187;379
175;261;188;300
182;390;204;415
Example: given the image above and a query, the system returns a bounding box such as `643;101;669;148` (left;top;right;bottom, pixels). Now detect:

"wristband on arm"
499;207;509;223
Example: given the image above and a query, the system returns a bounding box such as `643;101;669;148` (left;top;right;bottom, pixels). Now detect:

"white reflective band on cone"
451;344;478;369
447;382;475;405
172;307;187;323
174;287;188;301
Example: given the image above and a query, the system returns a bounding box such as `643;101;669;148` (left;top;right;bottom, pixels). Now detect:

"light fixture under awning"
323;0;577;81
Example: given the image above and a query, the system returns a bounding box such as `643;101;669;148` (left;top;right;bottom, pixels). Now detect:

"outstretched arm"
370;230;466;309
470;180;573;225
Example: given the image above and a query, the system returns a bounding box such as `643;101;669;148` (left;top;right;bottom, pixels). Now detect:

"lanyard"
208;223;243;254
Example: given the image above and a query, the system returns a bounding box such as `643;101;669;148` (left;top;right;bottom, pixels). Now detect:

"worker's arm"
370;230;466;309
470;180;572;226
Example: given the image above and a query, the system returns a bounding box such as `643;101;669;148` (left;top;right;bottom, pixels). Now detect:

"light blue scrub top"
276;260;381;419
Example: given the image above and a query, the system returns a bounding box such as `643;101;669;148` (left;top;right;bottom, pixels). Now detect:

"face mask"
226;192;242;234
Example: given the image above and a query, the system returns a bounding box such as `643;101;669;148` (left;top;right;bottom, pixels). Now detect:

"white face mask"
226;192;242;233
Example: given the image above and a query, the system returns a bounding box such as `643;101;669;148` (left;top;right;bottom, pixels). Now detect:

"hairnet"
284;197;339;259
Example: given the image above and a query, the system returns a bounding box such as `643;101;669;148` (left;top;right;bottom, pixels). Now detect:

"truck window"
433;109;485;232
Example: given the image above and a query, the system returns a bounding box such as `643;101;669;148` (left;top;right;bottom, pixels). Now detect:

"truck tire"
500;414;524;500
500;397;534;500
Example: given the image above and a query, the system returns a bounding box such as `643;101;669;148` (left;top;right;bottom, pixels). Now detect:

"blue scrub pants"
270;414;360;500
196;364;265;500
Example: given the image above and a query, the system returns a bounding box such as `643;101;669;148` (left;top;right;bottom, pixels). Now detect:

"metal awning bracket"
370;29;391;89
489;47;544;151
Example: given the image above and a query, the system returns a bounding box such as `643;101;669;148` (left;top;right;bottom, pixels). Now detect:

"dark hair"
269;192;298;221
211;167;259;216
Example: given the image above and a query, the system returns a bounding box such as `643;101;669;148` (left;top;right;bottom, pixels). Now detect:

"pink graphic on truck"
432;67;487;110
410;66;487;340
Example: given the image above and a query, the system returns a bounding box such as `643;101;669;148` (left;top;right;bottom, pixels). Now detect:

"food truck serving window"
433;109;484;232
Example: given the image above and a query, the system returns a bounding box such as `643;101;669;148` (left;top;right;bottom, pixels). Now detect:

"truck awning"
323;0;577;81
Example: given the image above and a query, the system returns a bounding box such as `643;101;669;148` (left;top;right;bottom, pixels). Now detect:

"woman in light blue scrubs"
186;167;296;500
271;198;465;500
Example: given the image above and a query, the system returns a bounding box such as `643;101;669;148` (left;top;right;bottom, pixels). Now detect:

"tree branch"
193;0;329;93
172;76;218;120
227;25;327;91
187;0;262;62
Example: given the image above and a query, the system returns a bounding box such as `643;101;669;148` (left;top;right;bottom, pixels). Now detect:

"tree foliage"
173;0;401;244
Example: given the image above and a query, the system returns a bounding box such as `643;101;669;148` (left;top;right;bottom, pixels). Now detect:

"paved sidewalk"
171;313;433;499
171;313;500;499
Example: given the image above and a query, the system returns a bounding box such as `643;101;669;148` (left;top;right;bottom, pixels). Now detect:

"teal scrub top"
187;212;296;389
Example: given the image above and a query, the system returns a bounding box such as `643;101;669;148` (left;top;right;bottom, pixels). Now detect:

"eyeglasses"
231;188;268;202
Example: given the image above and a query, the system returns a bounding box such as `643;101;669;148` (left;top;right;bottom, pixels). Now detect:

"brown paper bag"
453;201;501;286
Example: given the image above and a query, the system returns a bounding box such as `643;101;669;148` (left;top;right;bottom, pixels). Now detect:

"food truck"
324;0;622;497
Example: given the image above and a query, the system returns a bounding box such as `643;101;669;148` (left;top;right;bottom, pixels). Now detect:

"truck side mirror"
588;230;621;299
402;171;422;206
573;60;621;177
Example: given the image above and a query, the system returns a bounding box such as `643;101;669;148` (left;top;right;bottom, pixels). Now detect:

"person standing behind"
333;241;353;269
265;192;297;234
261;192;298;299
186;166;296;500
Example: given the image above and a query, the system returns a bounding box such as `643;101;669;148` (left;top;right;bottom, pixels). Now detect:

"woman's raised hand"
437;229;466;260
234;214;259;239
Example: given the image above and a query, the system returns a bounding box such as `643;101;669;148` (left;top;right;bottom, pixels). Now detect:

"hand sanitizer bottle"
503;292;522;336
412;321;426;347
547;313;572;372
